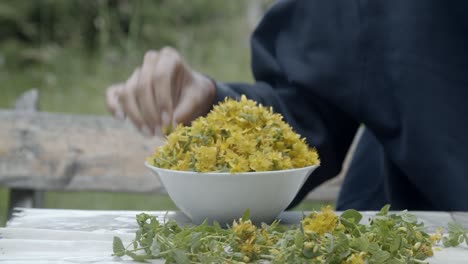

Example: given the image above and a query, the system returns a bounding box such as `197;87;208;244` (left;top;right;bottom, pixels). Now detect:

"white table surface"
1;208;467;263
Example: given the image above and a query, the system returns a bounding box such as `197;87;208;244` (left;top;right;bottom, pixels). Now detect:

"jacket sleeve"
213;0;360;207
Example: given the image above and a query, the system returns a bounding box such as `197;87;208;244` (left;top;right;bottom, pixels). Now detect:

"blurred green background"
0;0;324;227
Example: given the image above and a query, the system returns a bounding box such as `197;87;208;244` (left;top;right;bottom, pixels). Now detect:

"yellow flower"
175;155;191;171
193;146;217;172
232;219;260;259
233;219;257;240
342;252;366;264
302;206;338;236
240;242;260;257
148;95;319;172
248;151;273;171
417;244;434;257
261;227;274;246
430;228;443;243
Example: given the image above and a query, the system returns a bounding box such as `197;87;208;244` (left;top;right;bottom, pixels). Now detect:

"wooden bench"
0;90;361;218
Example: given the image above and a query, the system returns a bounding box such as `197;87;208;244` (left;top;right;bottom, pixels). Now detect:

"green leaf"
242;209;250;221
350;236;369;252
368;242;380;254
190;232;203;252
213;220;221;229
398;211;417;224
126;251;151;261
136;213;149;226
172;249;190;264
389;236;401;253
370;250;391;263
302;247;317;259
294;231;304;249
448;222;465;233
135;230;142;241
443;222;467;247
341;209;363;223
383;259;405;264
377;204;391;216
325;233;335;253
444;239;457;247
112;236;126;257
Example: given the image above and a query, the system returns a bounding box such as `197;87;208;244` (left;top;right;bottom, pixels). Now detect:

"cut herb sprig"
113;205;457;263
443;221;468;247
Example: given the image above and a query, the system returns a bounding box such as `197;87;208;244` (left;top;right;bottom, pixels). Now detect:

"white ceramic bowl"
145;162;318;224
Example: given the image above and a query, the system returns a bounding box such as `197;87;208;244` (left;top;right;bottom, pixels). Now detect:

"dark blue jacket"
214;0;468;211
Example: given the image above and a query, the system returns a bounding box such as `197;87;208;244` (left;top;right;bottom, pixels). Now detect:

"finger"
106;83;125;120
119;68;147;134
152;47;183;129
173;88;204;125
136;50;161;134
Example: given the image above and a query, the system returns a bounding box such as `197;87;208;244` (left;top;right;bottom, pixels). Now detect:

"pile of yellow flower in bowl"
145;95;320;223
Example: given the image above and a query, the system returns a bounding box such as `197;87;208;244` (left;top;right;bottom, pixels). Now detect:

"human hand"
106;47;216;136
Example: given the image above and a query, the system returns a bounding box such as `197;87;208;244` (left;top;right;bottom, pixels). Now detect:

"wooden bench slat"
0;109;164;193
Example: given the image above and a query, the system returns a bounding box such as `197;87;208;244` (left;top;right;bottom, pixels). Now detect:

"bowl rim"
144;161;319;177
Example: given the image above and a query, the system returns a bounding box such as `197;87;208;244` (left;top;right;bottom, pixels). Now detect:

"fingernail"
161;111;171;127
141;126;152;137
115;108;125;120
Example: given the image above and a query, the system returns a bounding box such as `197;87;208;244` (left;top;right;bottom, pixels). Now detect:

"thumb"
106;83;125;120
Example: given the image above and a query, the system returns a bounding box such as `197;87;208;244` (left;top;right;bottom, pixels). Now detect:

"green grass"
292;201;332;212
42;191;327;212
43;191;178;211
0;49;251;114
0;188;8;226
